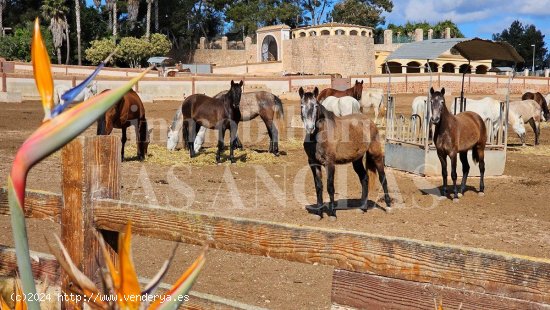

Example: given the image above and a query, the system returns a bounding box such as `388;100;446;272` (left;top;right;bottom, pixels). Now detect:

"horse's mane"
318;103;336;122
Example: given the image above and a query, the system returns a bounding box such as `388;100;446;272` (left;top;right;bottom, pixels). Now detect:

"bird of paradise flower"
7;18;205;309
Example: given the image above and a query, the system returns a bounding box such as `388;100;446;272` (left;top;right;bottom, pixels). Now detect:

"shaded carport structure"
383;38;523;176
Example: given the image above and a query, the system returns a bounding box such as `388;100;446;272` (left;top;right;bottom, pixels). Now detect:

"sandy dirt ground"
1;93;550;309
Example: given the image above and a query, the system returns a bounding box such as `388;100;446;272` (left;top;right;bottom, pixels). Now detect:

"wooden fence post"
60;136;120;309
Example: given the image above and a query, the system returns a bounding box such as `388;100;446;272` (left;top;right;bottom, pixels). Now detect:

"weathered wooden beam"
60;136;120;309
332;269;550;309
0;245;61;284
0;187;61;223
138;277;267;310
93;199;550;304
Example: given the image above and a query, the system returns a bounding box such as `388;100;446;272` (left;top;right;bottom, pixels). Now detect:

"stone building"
192;23;491;77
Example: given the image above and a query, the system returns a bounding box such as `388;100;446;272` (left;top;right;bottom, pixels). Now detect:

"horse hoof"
356;208;367;214
309;213;322;221
458;193;463;198
478;192;485;197
453;198;459;203
328;215;337;222
273;152;280;157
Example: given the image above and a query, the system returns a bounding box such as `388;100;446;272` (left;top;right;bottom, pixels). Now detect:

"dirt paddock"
1;93;549;309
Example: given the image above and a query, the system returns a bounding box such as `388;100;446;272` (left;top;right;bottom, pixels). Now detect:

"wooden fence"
1;136;550;309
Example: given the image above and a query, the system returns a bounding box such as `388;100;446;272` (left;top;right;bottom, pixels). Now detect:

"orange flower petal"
31;18;54;120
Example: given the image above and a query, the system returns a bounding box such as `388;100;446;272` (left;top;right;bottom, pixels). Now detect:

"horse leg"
229;121;238;164
216;126;225;164
527;118;538;145
477;144;486;195
182;120;189;151
459;151;470;195
326;163;337;219
306;162;324;218
188;120;197;158
450;152;459;201
437;151;448;197
374;155;391;208
193;124;205;153
352;158;368;209
121;126;127;161
261;114;279;156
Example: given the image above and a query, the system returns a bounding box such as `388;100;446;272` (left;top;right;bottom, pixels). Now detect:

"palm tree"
154;0;158;32
105;0;118;37
75;0;82;65
145;0;152;38
127;0;139;24
65;15;70;64
0;0;5;37
41;0;69;64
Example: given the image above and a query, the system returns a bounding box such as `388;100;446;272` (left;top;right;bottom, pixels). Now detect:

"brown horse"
521;91;550;121
317;80;363;103
300;86;390;219
430;87;486;201
181;80;243;163
97;89;151;161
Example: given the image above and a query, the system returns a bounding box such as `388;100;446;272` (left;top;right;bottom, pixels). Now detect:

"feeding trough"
383;38;524;176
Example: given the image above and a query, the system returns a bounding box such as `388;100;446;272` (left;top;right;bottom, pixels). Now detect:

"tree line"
0;0;547;70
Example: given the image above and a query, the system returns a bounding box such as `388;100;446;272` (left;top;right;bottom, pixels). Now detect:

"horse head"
354;80;364;101
229;80;244;109
88;81;98;95
299;86;320;134
512;114;526;143
430;87;446;124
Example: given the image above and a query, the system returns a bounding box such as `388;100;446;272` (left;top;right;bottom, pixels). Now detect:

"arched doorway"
382;62;402;74
442;63;455;73
459;64;471;74
407;61;421;73
425;62;439;72
261;35;278;62
475;65;488;74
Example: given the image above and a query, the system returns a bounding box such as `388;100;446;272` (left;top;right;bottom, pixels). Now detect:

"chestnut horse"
97;89;151;161
300;86;390;219
181;80;243;163
522;91;550;121
317;80;363;103
430;87;486;201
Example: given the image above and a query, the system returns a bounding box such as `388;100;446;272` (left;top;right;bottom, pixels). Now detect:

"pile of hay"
127;144;288;166
508;144;550;157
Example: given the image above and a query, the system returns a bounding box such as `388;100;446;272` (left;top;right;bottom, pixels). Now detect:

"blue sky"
383;0;550;45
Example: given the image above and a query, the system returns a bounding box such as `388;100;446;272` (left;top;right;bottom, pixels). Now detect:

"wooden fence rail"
2;135;550;309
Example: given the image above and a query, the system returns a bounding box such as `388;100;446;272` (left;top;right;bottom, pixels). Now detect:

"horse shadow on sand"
419;185;481;199
305;198;388;219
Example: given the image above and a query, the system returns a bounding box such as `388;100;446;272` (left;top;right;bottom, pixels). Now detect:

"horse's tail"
273;95;284;120
365;152;378;194
365;128;381;193
411;114;422;129
97;113;106;135
472;146;480;164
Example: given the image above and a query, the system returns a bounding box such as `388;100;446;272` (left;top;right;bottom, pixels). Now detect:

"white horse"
53;81;98;106
410;96;427;136
451;97;531;143
450;97;502;138
167;106;206;153
321;96;360;116
509;99;543;146
360;89;385;125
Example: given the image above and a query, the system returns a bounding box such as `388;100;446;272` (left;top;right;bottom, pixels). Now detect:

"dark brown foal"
300;86;391;220
430;87;487;201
